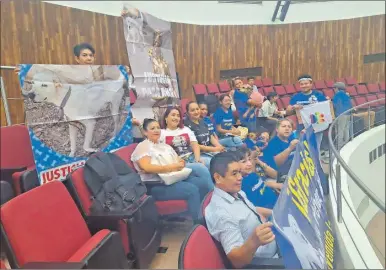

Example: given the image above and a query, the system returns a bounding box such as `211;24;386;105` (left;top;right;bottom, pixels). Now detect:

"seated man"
205;152;278;268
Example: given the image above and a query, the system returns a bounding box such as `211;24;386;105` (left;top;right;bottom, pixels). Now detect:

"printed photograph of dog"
21;65;129;157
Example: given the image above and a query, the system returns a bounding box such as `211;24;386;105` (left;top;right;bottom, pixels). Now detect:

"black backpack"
205;95;220;115
83;152;147;214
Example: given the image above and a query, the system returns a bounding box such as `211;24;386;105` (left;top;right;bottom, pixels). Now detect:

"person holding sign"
205;152;278;269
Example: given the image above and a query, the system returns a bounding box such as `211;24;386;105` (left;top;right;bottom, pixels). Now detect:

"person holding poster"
272;127;335;269
205;152;278;268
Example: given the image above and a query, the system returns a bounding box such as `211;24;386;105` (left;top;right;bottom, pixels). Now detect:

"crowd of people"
17;42;355;267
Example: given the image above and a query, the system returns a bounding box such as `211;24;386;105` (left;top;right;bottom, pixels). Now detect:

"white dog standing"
24;77;125;157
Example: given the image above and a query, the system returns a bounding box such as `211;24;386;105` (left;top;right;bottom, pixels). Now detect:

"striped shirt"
205;187;277;258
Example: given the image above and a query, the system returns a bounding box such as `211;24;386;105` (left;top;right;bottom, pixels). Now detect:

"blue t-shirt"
289;90;327;106
241;172;278;209
245;138;257;150
233;90;255;123
333;90;352;116
263;135;295;170
203;116;215;135
213;107;235;136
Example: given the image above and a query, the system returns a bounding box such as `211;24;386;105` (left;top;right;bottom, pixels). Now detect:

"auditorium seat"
66;166;161;269
113;145;189;217
314;80;327;90
354;96;367;107
0;125;36;196
322;88;335;99
287;115;298;129
0;181;14;206
346;86;357;96
345;77;357;86
377;93;385;105
218;81;231;93
262;86;274;96
262;78;273;87
193;84;207;102
280;96;291;109
294;82;301;91
325;80;335;88
274;85;286;96
276;98;285;111
1;181;128;269
366;95;379;107
178;225;225;269
0;260;7;269
367;83;380;94
254;78;263;88
283;84;296;94
180;98;190;116
379;82;385;92
356;85;369;95
206;83;220;95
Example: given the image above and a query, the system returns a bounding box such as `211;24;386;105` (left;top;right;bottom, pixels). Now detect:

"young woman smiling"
160;107;214;197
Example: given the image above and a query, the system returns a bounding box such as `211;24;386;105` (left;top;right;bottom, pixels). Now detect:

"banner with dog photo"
121;4;180;121
18;64;133;185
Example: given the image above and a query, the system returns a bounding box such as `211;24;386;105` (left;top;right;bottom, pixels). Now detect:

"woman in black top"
184;102;225;157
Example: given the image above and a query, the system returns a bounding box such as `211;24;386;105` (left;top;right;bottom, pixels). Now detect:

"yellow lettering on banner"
298;161;310;196
303;141;316;176
288;176;310;222
324;229;335;269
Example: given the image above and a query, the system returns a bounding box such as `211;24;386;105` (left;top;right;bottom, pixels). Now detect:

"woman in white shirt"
160;107;214;198
131;118;202;221
258;92;285;136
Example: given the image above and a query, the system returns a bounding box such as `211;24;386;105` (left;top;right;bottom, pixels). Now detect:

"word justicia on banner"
272;127;335;269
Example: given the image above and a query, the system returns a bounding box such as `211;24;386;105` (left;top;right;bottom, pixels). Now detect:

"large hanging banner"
18;64;133;184
122;4;180;122
272;127;335;269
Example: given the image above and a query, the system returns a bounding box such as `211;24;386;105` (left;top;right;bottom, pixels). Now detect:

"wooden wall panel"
1;0;384;125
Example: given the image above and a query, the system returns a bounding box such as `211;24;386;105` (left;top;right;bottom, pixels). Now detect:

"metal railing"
328;98;386;220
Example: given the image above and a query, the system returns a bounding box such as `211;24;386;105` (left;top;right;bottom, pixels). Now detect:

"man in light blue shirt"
205;152;278;268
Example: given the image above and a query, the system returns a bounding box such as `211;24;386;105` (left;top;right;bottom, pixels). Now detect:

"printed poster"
299;101;334;133
272;127;335;269
122;4;180;122
18;64;133;184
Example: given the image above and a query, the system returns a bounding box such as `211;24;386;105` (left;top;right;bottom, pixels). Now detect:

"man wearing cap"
332;82;352;149
332;82;375;149
258;91;285;136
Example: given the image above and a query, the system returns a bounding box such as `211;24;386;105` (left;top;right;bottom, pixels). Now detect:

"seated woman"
263;118;299;175
184;102;225;166
131;119;204;221
213;94;244;150
198;101;216;136
160;107;214;196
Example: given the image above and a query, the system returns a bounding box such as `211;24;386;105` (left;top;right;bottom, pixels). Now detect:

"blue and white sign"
19;64;133;184
272;127;335;269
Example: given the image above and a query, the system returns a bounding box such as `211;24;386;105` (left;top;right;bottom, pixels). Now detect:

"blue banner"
19;64;133;184
272;127;335;269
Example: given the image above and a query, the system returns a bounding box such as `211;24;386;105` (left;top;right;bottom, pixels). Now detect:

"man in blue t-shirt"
286;74;329;160
263;119;299;174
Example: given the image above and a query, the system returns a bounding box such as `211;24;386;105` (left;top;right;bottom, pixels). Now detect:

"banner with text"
18;64;133;184
272;127;335;269
122;4;180;121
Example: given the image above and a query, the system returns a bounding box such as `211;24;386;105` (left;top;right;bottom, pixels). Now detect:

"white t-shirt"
131;139;177;182
259;100;278;117
160;127;197;159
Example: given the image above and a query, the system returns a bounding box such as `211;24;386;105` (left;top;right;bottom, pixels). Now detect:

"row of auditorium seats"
0;125;192;269
192;77;385;104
